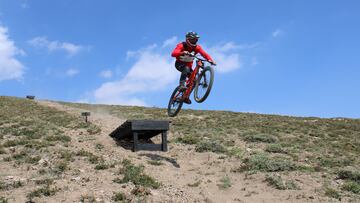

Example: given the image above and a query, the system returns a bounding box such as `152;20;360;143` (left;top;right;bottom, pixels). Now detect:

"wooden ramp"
109;120;169;152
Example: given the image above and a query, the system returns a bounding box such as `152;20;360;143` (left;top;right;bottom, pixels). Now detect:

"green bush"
265;174;299;190
53;161;68;173
325;187;341;200
0;196;8;203
244;134;278;143
342;181;360;194
226;147;243;158
265;144;286;153
35;178;54;185
3;139;29;147
240;153;297;172
116;160;160;189
27;185;58;199
112;192;127;202
317;156;353;168
337;170;360;183
217;176;231;189
95;162;109;170
195;140;226;153
175;134;200;144
59;150;74;162
45;135;71;143
76;149;101;164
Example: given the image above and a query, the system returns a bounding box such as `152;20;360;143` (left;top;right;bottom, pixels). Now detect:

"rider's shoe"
183;98;192;104
179;85;187;92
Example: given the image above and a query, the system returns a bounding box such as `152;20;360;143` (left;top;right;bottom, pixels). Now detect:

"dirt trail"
30;100;330;203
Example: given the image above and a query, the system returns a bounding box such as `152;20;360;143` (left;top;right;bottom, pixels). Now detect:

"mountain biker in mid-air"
171;31;216;104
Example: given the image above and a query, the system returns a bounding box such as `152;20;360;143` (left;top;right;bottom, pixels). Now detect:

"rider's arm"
196;45;214;62
171;43;184;57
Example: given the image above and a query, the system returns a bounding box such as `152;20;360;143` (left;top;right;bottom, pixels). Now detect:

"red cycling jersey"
171;42;213;69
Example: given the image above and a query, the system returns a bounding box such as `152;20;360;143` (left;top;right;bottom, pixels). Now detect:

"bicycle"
167;53;216;117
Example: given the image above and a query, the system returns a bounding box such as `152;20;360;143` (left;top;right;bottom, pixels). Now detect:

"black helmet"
185;31;200;47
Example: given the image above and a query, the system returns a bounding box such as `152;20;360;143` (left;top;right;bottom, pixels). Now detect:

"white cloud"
206;42;243;73
94;45;177;105
272;29;284;38
162;36;178;48
65;68;79;77
28;36;84;56
0;26;25;81
126;44;157;60
99;70;113;78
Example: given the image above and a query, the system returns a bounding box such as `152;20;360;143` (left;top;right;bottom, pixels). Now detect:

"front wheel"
167;86;184;117
194;66;214;103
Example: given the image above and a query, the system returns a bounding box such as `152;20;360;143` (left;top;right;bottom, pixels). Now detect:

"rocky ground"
0;97;359;202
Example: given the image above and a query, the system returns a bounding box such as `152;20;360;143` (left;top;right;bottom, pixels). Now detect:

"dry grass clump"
113;159;160;189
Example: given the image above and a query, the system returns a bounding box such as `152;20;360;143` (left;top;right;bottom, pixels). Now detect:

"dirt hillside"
0;96;359;202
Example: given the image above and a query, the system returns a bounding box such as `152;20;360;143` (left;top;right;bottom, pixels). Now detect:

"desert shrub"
217;176;231;189
337;169;360;183
45;135;71;143
226;147;243;158
265;144;286;153
27;185;58;199
175;134;200;144
240;153;297;172
265;174;299;190
244;134;278;143
112;191;127;202
195;140;226;153
324;187;341;200
95;162;109;170
115;160;160;189
342;181;360;194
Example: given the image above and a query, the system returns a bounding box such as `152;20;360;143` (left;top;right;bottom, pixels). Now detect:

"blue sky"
0;0;359;118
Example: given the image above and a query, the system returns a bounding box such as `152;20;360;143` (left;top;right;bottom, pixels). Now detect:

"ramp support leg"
161;131;167;152
133;132;138;152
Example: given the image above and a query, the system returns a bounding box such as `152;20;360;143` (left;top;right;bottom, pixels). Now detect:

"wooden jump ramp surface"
109;120;169;152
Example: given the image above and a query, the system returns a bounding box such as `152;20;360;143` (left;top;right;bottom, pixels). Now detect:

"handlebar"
187;53;216;66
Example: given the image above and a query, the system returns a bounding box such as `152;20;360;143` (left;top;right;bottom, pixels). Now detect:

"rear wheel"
194;66;214;103
167;86;184;117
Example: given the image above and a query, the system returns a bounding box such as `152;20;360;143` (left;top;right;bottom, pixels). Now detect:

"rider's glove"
182;51;190;55
210;60;217;65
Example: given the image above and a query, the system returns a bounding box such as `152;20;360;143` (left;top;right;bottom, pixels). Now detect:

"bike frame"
173;59;204;101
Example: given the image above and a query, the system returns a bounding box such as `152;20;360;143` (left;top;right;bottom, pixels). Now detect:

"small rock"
9;147;15;153
71;177;81;182
151;190;159;196
5;176;14;181
246;148;252;152
38;158;49;166
335;179;343;185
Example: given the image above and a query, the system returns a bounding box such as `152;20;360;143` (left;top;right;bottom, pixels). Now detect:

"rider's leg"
175;61;191;91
